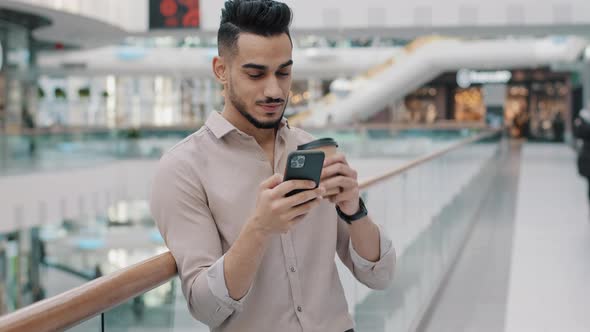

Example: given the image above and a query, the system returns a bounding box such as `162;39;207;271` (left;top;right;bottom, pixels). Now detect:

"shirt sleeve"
336;216;396;290
207;255;251;312
348;226;393;271
150;153;245;328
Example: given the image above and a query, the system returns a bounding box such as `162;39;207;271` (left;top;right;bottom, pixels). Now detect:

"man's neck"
221;107;276;147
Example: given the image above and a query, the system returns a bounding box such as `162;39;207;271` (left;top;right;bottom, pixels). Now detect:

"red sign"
150;0;199;29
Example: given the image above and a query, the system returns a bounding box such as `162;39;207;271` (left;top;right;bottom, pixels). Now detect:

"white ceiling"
1;0;127;48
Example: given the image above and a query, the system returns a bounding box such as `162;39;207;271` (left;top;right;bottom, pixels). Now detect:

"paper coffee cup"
298;138;340;196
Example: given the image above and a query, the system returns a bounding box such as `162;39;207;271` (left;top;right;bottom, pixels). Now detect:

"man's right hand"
249;174;325;235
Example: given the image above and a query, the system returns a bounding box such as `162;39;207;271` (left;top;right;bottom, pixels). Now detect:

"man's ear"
212;56;228;84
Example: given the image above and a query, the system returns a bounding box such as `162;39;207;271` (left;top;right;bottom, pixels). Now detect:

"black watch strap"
336;198;368;224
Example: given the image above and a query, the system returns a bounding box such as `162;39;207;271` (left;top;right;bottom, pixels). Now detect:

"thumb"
261;173;283;189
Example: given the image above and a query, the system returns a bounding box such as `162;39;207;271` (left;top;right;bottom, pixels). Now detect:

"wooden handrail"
302;121;488;132
0;253;177;332
360;129;501;189
0;129;502;332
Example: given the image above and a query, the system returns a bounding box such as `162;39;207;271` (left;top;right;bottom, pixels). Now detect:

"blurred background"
0;1;588;331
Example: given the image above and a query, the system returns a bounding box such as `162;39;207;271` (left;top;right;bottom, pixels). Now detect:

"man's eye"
248;73;263;78
278;72;290;77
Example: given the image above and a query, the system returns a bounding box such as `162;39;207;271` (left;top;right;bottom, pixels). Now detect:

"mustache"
256;97;285;104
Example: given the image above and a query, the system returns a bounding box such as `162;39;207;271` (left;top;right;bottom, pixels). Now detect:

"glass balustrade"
0;130;500;332
80;132;502;332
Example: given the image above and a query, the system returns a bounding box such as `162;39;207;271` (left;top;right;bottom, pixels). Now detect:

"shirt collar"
205;111;290;140
205;111;236;139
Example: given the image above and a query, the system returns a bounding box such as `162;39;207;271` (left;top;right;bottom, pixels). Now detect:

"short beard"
227;80;286;130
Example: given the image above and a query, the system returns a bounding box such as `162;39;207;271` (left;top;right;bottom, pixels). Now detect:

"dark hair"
218;0;293;56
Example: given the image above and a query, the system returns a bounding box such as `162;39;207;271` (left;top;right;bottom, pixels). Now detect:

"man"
574;109;590;219
150;1;395;331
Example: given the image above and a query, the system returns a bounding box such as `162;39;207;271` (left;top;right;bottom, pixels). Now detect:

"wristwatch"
336;198;368;224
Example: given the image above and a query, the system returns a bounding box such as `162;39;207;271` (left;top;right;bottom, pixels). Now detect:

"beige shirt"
150;112;395;332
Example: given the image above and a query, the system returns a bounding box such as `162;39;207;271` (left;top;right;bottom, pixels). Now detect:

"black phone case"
283;150;325;197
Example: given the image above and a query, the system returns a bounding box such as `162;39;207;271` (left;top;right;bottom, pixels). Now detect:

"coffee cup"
297;138;340;196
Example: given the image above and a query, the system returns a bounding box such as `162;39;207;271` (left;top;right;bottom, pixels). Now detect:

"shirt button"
290;267;296;272
297;306;302;312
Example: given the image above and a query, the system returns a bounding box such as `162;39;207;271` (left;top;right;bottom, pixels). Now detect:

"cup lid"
297;137;339;150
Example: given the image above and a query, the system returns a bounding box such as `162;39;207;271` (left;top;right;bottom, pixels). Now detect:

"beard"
227;79;287;130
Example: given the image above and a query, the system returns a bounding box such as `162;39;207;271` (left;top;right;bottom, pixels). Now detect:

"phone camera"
290;155;306;168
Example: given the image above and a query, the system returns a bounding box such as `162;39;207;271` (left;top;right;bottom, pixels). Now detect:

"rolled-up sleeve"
207;255;251;312
150;154;244;328
336;218;396;290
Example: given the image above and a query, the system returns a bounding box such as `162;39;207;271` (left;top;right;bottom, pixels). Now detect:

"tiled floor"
505;144;590;332
423;142;590;332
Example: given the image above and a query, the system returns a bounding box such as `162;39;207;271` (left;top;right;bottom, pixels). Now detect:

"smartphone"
283;150;325;197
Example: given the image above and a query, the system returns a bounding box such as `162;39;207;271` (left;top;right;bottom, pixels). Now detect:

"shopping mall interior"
0;0;589;331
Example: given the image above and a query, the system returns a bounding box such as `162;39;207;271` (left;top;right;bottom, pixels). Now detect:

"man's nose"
264;77;283;100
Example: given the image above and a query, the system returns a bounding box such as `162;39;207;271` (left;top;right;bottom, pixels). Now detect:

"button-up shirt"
150;112;395;332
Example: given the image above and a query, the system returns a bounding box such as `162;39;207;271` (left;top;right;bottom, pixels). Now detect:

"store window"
528;81;569;141
453;87;485;122
505;85;528;137
403;87;442;124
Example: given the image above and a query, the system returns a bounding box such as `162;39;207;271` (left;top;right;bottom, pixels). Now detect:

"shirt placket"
276;130;307;331
280;234;306;331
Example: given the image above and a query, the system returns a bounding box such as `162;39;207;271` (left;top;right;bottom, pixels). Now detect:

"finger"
321;162;356;181
260;173;283;190
323;153;348;167
287;197;321;220
322;176;357;191
273;179;317;197
282;187;325;208
286;197;321;221
289;214;307;226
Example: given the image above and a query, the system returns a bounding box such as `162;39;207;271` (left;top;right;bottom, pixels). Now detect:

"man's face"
225;32;293;129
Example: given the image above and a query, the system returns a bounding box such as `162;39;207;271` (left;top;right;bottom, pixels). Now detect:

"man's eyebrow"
242;63;267;70
279;60;294;68
241;60;293;70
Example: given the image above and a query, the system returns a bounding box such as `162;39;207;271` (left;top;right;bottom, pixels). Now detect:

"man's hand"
320;153;360;215
225;175;323;301
249;174;325;235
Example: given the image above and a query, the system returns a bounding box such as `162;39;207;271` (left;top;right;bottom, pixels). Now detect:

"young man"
150;1;395;331
575;109;590;219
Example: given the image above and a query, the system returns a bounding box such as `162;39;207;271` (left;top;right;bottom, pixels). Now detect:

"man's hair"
218;0;293;56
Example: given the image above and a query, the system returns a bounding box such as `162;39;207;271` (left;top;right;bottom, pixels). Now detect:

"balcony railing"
0;129;502;332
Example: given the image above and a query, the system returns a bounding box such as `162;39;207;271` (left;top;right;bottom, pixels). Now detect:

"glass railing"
349;133;500;331
0;126;482;176
0;128;192;176
98;131;501;332
0;129;502;332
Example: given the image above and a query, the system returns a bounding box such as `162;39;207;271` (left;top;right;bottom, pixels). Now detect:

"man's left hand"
320;153;360;215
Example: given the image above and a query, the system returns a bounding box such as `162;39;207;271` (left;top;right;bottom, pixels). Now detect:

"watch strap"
336;198;368;224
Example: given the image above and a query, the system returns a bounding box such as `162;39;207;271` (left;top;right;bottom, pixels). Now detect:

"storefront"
402;86;447;124
400;68;573;141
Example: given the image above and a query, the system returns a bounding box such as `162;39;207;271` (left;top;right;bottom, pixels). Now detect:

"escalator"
289;36;587;127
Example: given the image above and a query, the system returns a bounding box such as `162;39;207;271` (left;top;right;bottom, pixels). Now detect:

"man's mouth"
259;103;283;113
